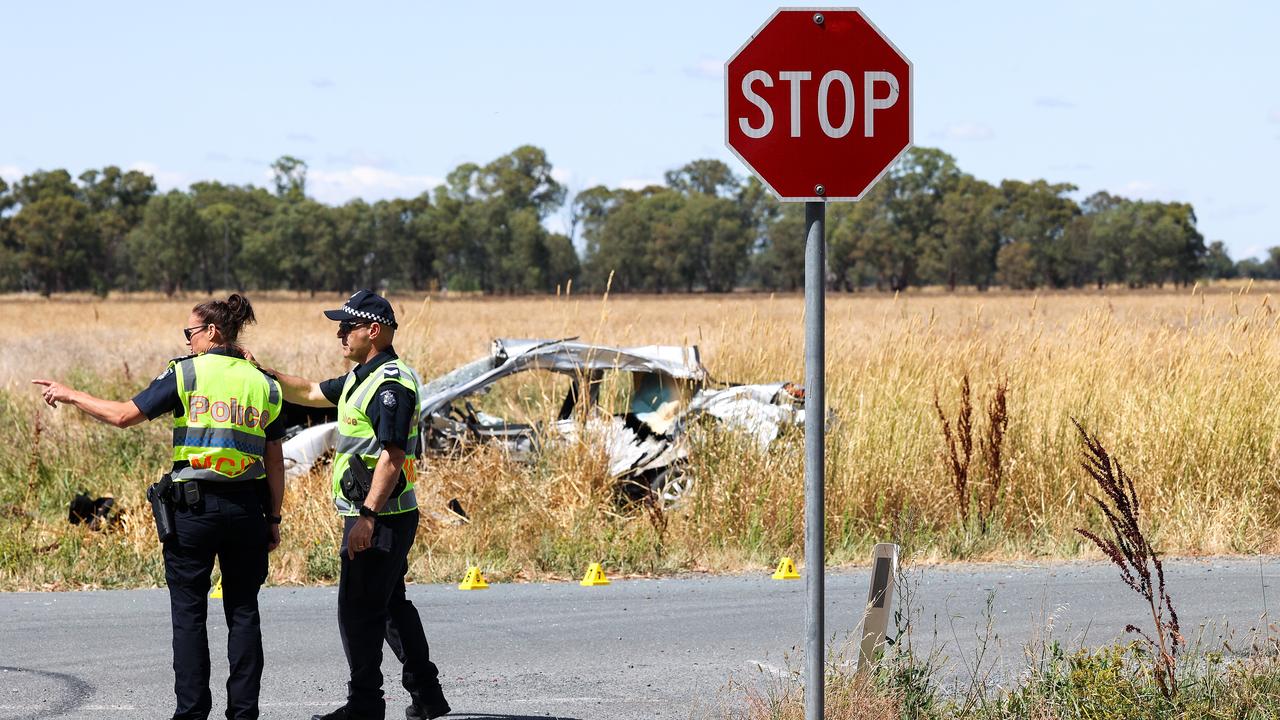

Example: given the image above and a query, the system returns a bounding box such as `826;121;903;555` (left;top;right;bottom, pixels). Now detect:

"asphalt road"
1;557;1275;720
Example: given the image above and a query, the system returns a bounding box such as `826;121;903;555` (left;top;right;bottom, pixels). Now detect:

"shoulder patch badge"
380;389;397;408
383;364;400;377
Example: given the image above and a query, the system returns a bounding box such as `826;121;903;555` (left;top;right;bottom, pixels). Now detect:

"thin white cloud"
1115;180;1185;202
1269;110;1280;123
1205;202;1266;221
1035;96;1074;109
287;132;317;143
307;166;443;204
325;150;393;169
311;77;335;89
128;161;190;191
0;164;22;183
618;177;663;191
937;123;994;141
683;57;724;80
551;167;573;184
542;214;569;236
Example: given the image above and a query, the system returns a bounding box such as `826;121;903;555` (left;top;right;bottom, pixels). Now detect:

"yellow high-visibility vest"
332;359;419;516
172;353;281;482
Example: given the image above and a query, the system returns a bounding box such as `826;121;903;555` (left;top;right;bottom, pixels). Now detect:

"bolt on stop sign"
726;8;912;201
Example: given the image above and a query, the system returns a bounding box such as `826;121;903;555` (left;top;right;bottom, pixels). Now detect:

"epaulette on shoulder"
157;354;197;381
382;363;401;378
165;353;197;370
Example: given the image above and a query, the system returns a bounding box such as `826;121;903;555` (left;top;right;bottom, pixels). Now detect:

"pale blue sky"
3;1;1277;259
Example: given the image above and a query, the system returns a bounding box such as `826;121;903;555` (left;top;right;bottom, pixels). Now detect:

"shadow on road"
447;714;583;720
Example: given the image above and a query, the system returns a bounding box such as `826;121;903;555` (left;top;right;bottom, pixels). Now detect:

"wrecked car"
281;338;806;508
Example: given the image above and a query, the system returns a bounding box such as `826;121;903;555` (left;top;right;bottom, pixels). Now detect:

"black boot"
405;696;450;720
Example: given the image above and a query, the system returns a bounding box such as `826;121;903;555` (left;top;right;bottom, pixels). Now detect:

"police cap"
323;289;397;328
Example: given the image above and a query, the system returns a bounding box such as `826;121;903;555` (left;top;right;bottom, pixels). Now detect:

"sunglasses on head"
183;324;210;342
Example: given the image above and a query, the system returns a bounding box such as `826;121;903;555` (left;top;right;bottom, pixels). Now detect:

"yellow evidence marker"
457;566;489;590
580;562;610;586
210;578;224;599
771;557;801;580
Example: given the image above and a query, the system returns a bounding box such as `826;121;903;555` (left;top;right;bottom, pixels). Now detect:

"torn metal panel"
688;383;804;451
492;338;705;379
420;338;706;418
282;421;337;479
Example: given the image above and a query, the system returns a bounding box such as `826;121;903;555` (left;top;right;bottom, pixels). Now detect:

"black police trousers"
162;481;269;720
338;510;444;719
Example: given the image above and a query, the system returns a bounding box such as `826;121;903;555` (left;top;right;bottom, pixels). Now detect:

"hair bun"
226;293;256;326
192;294;255;344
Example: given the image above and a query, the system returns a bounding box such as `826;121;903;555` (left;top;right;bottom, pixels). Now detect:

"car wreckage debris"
281;338;808;509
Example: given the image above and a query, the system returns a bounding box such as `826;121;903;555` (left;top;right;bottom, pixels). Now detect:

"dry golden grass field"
2;284;1279;590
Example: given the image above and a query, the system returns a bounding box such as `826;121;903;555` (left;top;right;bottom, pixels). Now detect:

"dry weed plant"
3;285;1280;587
980;378;1008;524
1072;418;1183;699
934;374;974;524
933;374;1009;531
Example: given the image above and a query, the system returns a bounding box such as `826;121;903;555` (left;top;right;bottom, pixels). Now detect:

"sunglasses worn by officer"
183;324;210;341
337;321;372;339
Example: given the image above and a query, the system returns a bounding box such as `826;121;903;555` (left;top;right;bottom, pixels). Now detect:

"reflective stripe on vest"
334;487;418;516
334;432;419;458
173;426;268;456
174;460;267;482
171;353;282;483
332;358;420;516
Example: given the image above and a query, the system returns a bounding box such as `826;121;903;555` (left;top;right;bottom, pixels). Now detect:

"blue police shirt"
318;347;417;451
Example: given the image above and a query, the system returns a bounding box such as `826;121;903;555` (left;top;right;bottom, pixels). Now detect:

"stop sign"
726;8;912;201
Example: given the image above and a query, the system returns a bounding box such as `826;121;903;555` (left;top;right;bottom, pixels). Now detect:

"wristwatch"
358;505;378;519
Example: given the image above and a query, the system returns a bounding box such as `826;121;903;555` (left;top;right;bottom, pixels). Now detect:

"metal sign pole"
803;199;826;720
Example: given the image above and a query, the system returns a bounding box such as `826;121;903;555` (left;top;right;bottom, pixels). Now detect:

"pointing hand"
32;379;73;408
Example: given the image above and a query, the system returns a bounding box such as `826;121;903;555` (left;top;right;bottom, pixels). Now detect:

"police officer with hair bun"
265;289;449;720
33;293;286;720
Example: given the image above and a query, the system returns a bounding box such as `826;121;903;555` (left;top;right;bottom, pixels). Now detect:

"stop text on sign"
737;70;901;139
725;8;912;201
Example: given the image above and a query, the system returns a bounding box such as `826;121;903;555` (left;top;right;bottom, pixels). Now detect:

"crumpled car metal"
282;338;806;507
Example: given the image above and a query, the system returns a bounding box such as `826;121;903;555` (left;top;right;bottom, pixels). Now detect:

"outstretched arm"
31;379;146;428
265;370;333;407
239;347;333;408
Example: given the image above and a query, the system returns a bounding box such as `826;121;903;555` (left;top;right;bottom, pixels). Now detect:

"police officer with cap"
33;293;285;720
265;290;449;720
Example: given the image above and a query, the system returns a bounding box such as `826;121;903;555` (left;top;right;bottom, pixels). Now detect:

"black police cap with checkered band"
323;289;397;328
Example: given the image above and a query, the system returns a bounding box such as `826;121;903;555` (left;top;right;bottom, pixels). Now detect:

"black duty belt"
197;477;265;493
170;477;265;501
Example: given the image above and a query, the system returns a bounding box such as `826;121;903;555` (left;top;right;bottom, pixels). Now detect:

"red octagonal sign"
726;8;912;202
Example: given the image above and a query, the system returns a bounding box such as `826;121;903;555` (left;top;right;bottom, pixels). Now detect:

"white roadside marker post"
857;542;900;675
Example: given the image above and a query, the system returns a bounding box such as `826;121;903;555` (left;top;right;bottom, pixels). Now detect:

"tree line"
0;144;1267;296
